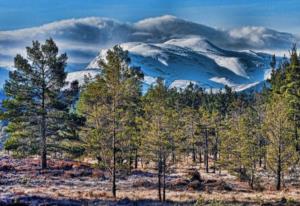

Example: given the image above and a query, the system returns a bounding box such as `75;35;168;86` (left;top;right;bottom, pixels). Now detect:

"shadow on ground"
0;195;196;206
1;195;299;206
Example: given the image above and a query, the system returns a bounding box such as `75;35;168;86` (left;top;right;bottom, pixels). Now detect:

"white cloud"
0;15;298;70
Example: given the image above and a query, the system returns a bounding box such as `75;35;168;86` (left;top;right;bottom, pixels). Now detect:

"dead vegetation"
0;156;300;205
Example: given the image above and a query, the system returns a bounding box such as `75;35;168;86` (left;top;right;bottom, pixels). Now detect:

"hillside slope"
86;37;272;91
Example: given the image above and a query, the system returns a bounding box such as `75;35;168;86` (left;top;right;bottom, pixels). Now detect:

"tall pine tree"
1;39;76;169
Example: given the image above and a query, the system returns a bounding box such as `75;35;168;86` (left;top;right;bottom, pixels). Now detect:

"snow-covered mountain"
0;15;298;94
86;37;272;91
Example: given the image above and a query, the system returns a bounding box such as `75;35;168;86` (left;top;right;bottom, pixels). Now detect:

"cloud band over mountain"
0;15;298;68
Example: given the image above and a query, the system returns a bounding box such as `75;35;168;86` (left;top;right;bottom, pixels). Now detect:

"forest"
1;39;300;205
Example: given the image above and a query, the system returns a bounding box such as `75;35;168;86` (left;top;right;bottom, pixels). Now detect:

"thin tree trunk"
41;69;47;170
158;158;162;201
163;157;166;202
213;130;218;173
259;157;262;168
294;114;299;151
112;99;117;198
276;163;281;190
192;120;196;162
192;145;196;162
205;128;209;173
135;148;138;169
276;146;282;190
250;165;255;189
41;113;47;169
199;147;202;164
172;151;176;164
129;151;132;174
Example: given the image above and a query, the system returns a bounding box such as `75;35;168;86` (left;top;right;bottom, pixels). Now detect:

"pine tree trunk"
192;145;196;162
205;128;209;173
199;148;202;163
276;145;282;190
276;157;282;190
129;152;132;174
112;99;117;198
172;151;176;164
163;157;166;202
192;120;196;162
135;148;138;169
158;158;162;201
259;157;262;168
213;131;218;173
294;115;299;151
250;166;254;189
112;131;116;197
41;114;47;169
41;75;47;170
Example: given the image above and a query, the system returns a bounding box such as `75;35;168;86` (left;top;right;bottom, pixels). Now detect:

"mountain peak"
0;15;297;93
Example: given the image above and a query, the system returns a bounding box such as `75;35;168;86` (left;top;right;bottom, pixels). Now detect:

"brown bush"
187;180;205;191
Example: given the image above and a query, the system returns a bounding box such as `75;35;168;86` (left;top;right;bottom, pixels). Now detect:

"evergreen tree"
264;95;297;190
283;45;300;152
239;108;263;188
181;106;200;163
142;79;174;202
78;45;143;198
270;54;276;70
1;39;76;169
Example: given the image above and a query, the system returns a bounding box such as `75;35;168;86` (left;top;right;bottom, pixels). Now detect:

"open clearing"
0;156;300;205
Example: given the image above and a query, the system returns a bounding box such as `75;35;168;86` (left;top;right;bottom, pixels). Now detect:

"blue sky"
0;0;300;33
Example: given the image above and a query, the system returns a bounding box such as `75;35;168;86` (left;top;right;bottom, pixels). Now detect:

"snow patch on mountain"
211;56;248;78
0;15;297;93
87;37;273;91
210;77;237;87
144;76;157;85
65;69;100;86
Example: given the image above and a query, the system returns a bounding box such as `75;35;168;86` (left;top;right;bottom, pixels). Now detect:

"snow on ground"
1;156;300;205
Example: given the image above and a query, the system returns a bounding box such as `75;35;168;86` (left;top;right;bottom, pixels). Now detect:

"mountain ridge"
0;15;296;93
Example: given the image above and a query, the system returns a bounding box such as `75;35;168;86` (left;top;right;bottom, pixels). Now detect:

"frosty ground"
0;156;300;206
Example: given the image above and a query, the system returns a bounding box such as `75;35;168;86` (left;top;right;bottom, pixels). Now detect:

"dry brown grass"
1;156;300;205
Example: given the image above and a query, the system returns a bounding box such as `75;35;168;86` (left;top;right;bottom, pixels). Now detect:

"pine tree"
219;113;245;180
181;106;200;163
270;54;276;70
209;109;222;173
199;107;211;173
239;108;263;188
142;79;174;202
78;45;143;198
282;45;300;152
78;77;111;166
0;39;76;169
264;95;298;190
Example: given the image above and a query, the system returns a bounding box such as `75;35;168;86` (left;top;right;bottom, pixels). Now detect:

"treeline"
1;39;300;201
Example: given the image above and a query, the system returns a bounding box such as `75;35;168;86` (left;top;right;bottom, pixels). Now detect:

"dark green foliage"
0;39;82;167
